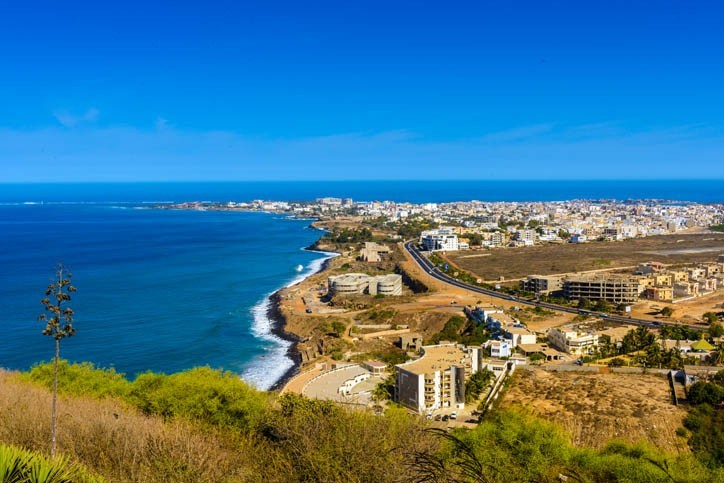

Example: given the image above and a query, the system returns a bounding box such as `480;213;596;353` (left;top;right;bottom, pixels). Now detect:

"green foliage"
687;381;724;406
529;352;545;363
20;361;131;399
373;375;395;402
660;306;674;317
21;362;267;431
608;357;625;367
709;223;724;232
128;367;267;429
412;411;718;482
659;324;702;341
330;320;347;336
0;444;102;483
710;322;724;338
431;315;468;344
684;403;724;468
464;369;493;403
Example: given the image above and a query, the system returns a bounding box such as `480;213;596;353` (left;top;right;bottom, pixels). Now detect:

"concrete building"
420;227;459;251
547;327;600;355
520;275;563;295
485;340;511;358
359;242;391;263
503;326;537;347
562;275;644;304
328;273;403;296
395;344;482;413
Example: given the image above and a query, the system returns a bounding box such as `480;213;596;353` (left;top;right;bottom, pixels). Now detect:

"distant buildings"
328;273;403;296
420;227;459;251
520;275;563;295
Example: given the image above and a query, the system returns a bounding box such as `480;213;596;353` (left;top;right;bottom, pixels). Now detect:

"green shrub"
127;367;267;430
20;361;131;399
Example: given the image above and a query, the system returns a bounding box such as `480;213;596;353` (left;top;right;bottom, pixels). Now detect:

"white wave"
242;249;339;390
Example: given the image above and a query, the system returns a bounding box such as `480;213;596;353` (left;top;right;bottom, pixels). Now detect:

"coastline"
266;251;337;391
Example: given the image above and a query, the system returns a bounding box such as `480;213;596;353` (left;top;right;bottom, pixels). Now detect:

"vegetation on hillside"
683;371;724;469
0;444;101;483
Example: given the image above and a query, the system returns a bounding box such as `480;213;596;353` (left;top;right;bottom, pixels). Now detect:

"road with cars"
404;240;702;331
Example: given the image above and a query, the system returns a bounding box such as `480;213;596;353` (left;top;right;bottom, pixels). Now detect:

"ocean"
0;203;332;389
1;180;722;389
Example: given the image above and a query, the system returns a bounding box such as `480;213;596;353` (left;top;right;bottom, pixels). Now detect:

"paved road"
404;241;702;331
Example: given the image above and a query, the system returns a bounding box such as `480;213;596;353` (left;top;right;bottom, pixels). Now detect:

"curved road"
404;241;701;331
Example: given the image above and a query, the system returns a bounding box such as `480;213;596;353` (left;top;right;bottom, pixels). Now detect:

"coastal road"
403;241;702;331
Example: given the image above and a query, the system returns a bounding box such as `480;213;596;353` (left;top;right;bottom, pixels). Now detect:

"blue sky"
1;1;723;181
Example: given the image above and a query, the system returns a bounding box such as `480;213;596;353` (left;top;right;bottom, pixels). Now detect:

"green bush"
20;361;267;431
20;361;131;399
127;367;267;429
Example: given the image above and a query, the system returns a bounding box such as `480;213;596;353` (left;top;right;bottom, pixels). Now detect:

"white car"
450;411;457;420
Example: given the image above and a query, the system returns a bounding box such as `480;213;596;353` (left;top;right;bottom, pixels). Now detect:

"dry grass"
0;371;258;482
446;233;724;281
499;368;690;453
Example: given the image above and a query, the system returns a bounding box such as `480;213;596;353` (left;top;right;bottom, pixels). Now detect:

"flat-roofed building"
547;327;599;356
328;273;402;296
395;344;482;413
520;275;563;295
421;228;459;251
563;275;644;304
643;286;674;302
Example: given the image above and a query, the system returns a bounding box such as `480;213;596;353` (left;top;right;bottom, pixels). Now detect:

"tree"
703;312;719;324
465;369;494;403
709;322;723;338
37;263;77;457
660;306;674;317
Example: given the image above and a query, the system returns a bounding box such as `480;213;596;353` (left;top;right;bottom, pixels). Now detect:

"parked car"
442;415;449;421
450;411;457;420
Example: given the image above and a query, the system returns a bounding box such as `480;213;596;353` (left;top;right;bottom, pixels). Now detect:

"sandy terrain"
445;233;724;281
499;367;689;452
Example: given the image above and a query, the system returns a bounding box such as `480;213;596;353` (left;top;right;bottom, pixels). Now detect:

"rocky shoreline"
267;247;337;391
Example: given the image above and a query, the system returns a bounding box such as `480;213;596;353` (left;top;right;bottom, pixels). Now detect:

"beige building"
547;327;599;356
328;273;403;296
395;344;482;413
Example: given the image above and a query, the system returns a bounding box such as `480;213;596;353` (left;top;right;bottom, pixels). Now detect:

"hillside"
0;363;721;482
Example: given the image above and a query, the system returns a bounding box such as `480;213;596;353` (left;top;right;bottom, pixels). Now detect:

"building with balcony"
395;344;482;413
547;327;599;355
420;228;459;251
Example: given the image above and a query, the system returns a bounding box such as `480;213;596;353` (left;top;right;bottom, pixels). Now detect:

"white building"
547;327;599;355
485;340;512;358
421;227;459;251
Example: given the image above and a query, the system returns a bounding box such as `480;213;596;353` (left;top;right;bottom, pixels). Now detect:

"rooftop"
396;344;471;375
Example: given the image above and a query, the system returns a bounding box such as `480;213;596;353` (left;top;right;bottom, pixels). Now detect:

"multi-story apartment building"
420;227;459;251
562;275;644;304
547;327;599;355
395;344;482;413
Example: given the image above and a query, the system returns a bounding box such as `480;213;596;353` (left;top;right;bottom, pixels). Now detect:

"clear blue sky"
1;1;723;181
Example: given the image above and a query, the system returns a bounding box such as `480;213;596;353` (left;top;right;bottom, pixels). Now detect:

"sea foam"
242;249;338;390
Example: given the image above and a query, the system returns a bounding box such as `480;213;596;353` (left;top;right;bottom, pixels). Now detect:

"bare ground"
499;367;689;453
446;233;724;281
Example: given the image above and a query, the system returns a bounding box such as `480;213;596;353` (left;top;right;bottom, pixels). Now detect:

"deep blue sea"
0;203;333;389
1;180;721;389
